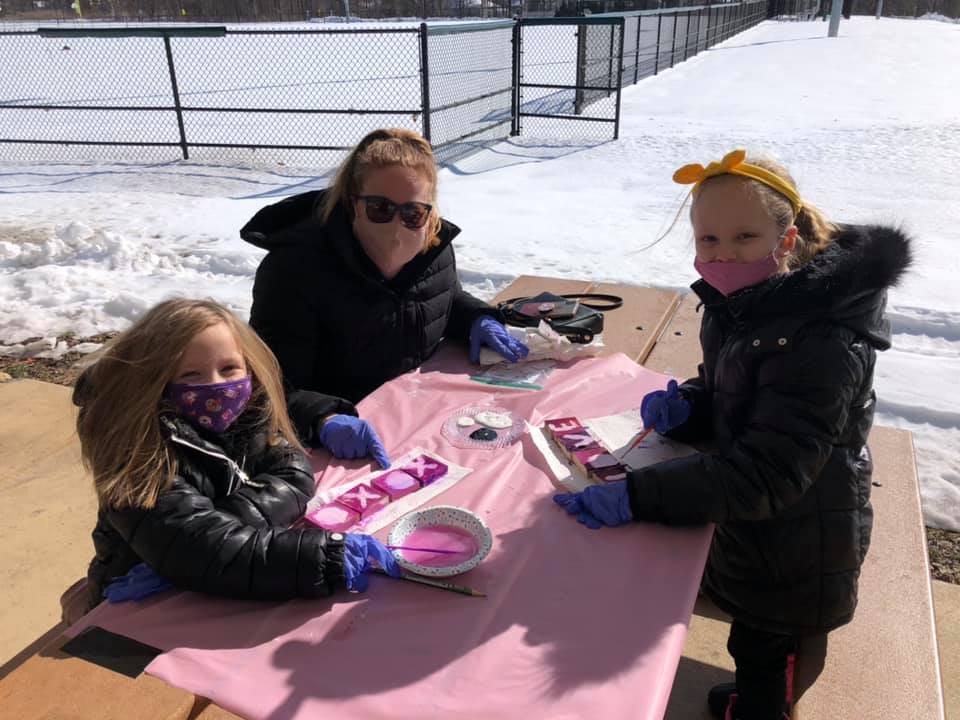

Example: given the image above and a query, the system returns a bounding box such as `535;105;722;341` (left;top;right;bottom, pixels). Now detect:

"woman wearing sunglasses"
241;128;526;464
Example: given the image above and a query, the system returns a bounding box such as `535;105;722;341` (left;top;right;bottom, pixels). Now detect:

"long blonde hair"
699;154;839;270
320;128;443;249
74;298;303;511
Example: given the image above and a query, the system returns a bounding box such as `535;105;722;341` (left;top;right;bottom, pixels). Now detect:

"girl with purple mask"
68;298;398;623
554;150;913;720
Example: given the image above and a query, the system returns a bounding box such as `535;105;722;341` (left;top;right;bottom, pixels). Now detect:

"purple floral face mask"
165;376;252;433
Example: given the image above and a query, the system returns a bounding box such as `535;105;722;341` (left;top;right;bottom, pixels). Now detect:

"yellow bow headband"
672;148;803;216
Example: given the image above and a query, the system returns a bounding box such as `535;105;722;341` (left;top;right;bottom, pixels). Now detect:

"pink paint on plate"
400;525;479;568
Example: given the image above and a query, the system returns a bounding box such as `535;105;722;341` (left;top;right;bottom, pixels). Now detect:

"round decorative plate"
388;505;493;577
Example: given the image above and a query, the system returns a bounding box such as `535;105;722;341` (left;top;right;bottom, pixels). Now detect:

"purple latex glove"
469;316;530;364
640;379;691;434
318;414;390;469
343;533;402;592
553;481;633;529
103;563;173;603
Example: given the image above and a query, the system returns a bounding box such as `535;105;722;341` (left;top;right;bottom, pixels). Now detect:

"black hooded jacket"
627;224;912;636
84;411;346;610
242;190;496;410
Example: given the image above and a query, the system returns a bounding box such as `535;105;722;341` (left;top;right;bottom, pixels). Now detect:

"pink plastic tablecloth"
71;351;712;720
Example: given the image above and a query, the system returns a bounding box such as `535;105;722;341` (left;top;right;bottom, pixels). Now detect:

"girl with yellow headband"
554;149;913;720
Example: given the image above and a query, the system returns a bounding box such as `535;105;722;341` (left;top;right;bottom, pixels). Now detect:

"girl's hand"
640;379;691;434
343;534;402;592
318;415;390;469
553;481;633;529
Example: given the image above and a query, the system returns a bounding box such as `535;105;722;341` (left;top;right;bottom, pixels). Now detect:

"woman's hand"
469;316;530;364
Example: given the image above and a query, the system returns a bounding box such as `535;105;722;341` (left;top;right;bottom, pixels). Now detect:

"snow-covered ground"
1;16;958;529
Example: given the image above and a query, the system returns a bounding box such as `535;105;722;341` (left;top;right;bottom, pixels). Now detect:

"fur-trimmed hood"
693;224;913;349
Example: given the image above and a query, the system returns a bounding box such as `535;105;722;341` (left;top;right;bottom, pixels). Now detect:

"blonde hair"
320;128;443;249
698;154;838;270
74;298;303;511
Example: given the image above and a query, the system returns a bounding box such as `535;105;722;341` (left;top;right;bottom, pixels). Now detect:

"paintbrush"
386;545;460;555
371;567;486;597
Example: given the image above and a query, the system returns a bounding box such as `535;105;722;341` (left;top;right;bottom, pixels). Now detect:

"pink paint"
400;455;448;486
544;417;582;434
304;503;359;532
372;470;421;500
591;465;628;483
399;525;478;568
555;430;600;451
336;484;390;518
573;447;606;466
585;453;620;471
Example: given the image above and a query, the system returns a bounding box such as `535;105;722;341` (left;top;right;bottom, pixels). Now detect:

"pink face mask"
694;253;780;297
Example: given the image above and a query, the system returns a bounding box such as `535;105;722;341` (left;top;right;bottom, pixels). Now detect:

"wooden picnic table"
0;277;943;720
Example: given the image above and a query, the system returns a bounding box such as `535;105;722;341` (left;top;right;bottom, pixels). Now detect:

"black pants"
727;621;796;720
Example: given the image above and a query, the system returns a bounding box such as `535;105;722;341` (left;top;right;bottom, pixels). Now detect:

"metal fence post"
634;16;641;84
670;11;678;68
574;23;587;115
613;19;624;140
654;13;662;74
511;20;521;136
694;8;701;56
418;23;432;142
162;34;189;160
607;23;615;98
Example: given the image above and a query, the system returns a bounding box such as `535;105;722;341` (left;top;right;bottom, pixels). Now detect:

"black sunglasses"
354;195;433;230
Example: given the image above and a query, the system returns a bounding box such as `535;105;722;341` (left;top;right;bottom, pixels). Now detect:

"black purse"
497;291;623;344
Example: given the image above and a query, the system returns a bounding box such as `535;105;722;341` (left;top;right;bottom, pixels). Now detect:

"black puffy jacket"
85;413;346;609
243;190;496;406
627;225;912;636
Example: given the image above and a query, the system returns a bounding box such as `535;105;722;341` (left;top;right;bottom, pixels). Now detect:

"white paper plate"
388;506;493;577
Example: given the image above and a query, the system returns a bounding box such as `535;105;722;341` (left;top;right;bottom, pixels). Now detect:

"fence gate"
513;17;625;141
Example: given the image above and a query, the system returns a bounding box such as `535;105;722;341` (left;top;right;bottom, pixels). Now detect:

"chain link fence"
513;1;766;140
424;20;515;162
1;5;767;166
0;25;429;166
767;0;820;18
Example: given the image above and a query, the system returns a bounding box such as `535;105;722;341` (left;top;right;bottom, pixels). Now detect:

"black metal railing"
0;3;770;165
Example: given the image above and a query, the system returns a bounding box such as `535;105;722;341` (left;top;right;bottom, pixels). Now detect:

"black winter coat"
85;413;346;609
243;190;496;407
627;225;912;636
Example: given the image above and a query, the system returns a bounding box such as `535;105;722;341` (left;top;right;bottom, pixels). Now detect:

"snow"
1;15;958;528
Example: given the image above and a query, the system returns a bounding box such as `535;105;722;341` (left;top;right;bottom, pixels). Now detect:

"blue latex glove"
469;316;530;364
343;533;402;592
103;563;173;603
553;481;633;529
318;414;390;469
640;379;691;434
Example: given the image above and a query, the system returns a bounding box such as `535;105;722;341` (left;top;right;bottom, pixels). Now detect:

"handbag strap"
497;292;624;316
